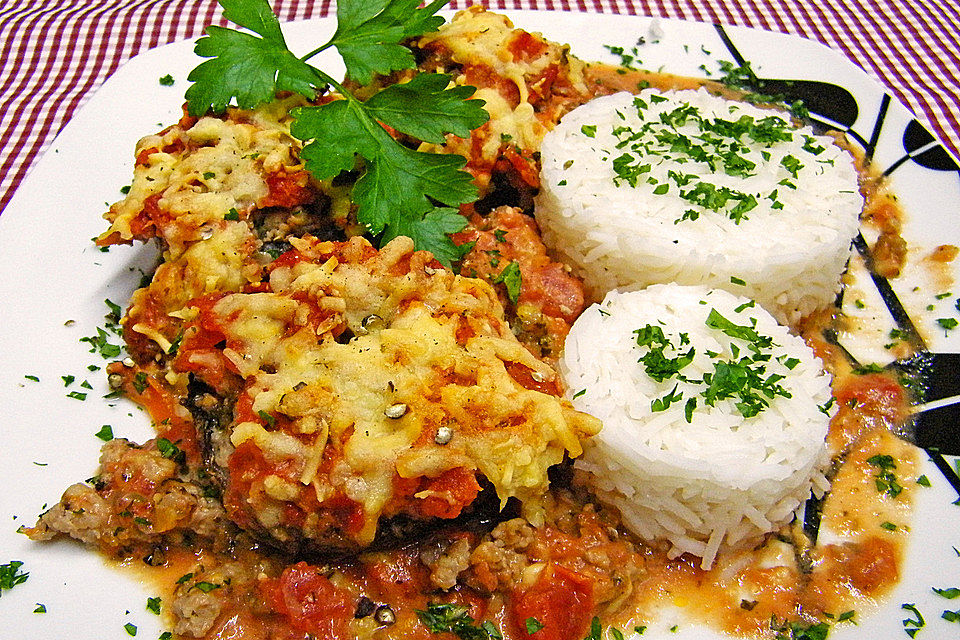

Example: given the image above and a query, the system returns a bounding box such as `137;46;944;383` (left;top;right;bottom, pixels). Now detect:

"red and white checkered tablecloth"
1;0;957;214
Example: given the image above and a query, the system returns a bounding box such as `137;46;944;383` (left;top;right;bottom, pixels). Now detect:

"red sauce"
258;170;316;209
262;562;355;639
510;565;594;640
416;468;482;520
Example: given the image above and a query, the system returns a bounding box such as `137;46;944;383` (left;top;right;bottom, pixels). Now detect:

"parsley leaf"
186;0;322;114
291;93;483;265
185;0;488;267
364;73;486;143
415;602;501;639
330;0;447;85
492;261;522;304
0;561;28;595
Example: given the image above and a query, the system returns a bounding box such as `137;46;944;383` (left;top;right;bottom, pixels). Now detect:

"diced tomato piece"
507;30;548;62
259;170;315;209
265;562;353;640
417;467;481;519
323;493;366;535
510;565;594;640
833;372;907;426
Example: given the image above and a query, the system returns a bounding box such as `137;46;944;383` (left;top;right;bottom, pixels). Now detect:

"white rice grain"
536;89;863;324
563;285;833;568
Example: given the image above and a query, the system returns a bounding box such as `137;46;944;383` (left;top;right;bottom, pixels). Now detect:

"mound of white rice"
563;284;832;568
536;89;863;325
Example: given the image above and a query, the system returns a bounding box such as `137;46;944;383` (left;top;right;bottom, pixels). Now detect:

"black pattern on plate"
883;120;960;177
851;233;927;351
715;27;960;542
926;449;960;499
713;25;859;131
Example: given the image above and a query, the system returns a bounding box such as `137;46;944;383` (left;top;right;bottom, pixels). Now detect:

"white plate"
1;11;959;639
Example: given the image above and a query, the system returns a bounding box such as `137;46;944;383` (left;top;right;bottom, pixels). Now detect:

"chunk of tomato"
510;565;594;640
267;562;353;640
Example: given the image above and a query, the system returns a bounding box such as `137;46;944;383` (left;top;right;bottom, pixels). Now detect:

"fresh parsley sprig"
185;0;489;266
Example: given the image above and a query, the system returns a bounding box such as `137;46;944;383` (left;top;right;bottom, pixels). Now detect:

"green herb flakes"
124;622;138;636
33;603;46;613
159;74;175;86
258;410;277;427
415;602;501;639
133;371;149;394
95;425;114;441
193;581;221;593
167;330;184;356
80;327;122;359
157;438;185;463
492;261;522;305
937;318;958;331
583;616;602;640
525;617;544;634
0;561;28;594
146;596;162;614
866;454;902;498
901;603;925;638
933;587;960;599
769;616;828;640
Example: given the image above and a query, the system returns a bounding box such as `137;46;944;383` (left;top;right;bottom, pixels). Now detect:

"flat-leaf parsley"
185;0;489;266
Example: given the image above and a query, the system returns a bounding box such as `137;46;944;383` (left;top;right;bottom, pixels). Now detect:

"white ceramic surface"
1;12;958;639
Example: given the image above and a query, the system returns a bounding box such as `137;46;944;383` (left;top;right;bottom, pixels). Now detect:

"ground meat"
171;560;265;638
173;589;223;638
457;206;586;360
24;439;230;558
421;536;474;590
462;490;647;616
466;519;536;593
872;230;907;278
26;483;116;547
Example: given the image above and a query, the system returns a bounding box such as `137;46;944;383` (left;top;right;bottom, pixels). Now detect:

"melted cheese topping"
418;7;590;169
199;236;599;546
101;96;309;257
125;220;261;353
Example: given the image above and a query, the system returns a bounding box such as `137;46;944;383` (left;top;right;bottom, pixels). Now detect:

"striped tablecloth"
1;0;957;214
